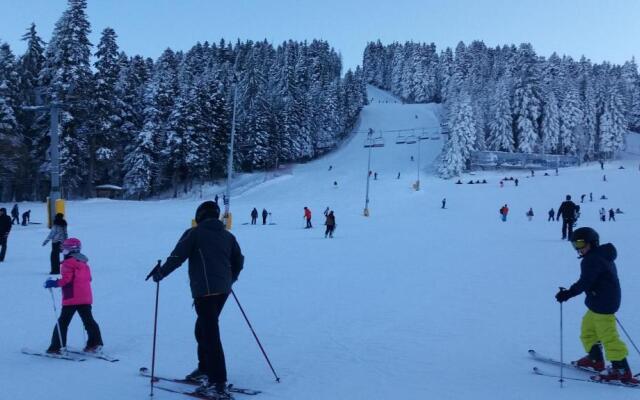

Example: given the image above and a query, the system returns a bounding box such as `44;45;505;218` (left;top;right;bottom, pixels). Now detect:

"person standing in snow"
0;208;12;262
42;213;68;275
442;198;446;209
250;208;258;225
304;207;312;228
148;201;244;399
499;204;509;222
262;208;268;225
10;204;19;225
608;208;616;222
599;208;606;222
548;208;555;222
44;238;103;354
557;195;578;240
324;211;336;238
555;227;638;384
526;208;534;221
514;178;519;187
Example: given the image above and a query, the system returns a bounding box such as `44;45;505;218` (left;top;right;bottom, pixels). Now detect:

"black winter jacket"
159;218;244;298
557;200;578;221
0;215;11;235
566;243;621;314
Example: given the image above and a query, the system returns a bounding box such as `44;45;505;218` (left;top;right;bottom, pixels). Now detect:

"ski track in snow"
2;86;640;399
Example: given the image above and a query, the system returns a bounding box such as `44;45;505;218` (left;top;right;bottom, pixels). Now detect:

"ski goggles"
571;239;587;250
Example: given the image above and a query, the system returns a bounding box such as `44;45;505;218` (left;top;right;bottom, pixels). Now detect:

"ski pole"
231;290;280;382
48;287;65;353
616;317;640;376
559;287;565;388
147;260;162;397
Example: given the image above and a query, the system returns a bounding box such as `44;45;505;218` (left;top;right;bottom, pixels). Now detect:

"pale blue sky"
1;0;639;72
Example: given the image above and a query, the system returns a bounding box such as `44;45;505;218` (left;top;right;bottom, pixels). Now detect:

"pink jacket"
56;253;93;306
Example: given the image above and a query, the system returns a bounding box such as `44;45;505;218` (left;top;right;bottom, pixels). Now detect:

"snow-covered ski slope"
2;87;640;400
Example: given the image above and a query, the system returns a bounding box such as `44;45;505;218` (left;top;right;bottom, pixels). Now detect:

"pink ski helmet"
62;238;82;254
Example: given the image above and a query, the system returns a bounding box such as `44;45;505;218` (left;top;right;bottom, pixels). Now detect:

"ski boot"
185;367;208;383
573;344;605;372
195;382;234;399
592;359;640;385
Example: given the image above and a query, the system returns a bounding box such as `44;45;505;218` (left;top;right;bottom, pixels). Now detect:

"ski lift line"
353;126;439;135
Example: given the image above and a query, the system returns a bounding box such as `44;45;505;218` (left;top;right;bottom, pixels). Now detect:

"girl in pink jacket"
44;238;103;354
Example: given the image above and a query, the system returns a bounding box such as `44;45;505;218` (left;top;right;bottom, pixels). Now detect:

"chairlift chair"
373;136;385;148
405;135;417;144
395;134;406;144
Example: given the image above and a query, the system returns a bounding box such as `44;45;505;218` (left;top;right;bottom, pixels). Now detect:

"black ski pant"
50;242;61;274
325;225;335;237
562;219;574;240
0;234;7;261
251;217;257;225
11;215;19;225
194;293;229;385
48;304;103;351
548;215;554;221
262;216;267;225
306;218;312;228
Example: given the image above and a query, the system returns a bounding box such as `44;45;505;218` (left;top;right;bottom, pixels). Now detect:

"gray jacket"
159;218;244;298
45;225;68;244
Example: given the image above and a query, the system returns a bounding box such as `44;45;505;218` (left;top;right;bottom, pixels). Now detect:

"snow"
1;86;640;399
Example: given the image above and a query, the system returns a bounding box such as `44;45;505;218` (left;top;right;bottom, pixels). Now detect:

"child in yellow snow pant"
580;310;628;361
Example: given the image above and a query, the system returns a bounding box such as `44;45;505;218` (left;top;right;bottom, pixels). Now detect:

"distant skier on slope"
44;238;104;354
304;207;312;228
499;204;509;222
324;211;336;238
42;213;68;275
555;227;638;384
556;195;578;240
250;208;258;225
548;208;555;222
526;208;534;221
262;208;268;225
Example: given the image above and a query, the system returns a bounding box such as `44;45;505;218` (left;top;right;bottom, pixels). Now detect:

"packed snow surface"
2;86;640;399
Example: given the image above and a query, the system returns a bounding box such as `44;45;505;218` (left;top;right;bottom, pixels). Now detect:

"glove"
555;288;572;303
145;264;164;282
44;279;58;289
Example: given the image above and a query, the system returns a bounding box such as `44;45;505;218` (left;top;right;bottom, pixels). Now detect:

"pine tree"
540;89;560;153
0;43;21;199
599;84;627;158
558;85;583;155
487;78;514;152
39;0;93;196
512;44;541;154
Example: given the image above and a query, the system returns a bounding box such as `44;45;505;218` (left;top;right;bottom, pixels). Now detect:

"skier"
603;174;607;182
608;208;616;222
514;178;519;187
600;195;608;200
10;204;19;225
442;198;446;209
531;170;535;177
548;208;555;222
250;208;258;225
556;195;578;240
590;192;593;202
42;213;68;275
526;208;534;221
599;160;604;170
304;207;312;228
499;204;509;222
21;210;30;226
148;201;244;399
397;172;401;179
615;208;624;214
262;208;268;225
328;165;333;171
44;238;103;354
600;208;606;222
555;227;638;384
0;208;11;262
214;194;219;204
374;172;378;180
324;211;336;238
581;194;586;203
500;181;504;188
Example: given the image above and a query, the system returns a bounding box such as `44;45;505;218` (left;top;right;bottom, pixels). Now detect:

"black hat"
571;227;599;247
195;201;220;223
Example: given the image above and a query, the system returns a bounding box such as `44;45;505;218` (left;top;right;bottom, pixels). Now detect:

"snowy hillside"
1;86;640;400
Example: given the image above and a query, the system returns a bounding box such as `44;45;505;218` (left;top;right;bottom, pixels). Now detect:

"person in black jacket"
149;201;244;399
556;195;578;240
261;208;268;225
10;204;19;225
555;227;637;384
0;208;12;262
250;208;258;225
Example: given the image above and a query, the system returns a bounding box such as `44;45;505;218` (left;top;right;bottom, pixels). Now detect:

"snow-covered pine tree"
487;78;514;152
0;42;22;200
438;95;474;178
598;84;627;158
91;27;122;187
39;0;93;197
512;44;541;153
558;84;583;155
540;88;560;153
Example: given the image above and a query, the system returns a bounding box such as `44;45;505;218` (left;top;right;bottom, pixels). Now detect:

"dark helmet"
570;227;599;247
195;201;220;223
566;195;571;200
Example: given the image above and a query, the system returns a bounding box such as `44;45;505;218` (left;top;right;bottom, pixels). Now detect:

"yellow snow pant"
580;310;628;361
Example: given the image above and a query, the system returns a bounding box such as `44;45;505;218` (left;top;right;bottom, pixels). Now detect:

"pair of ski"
139;367;261;399
529;349;639;389
21;347;119;362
